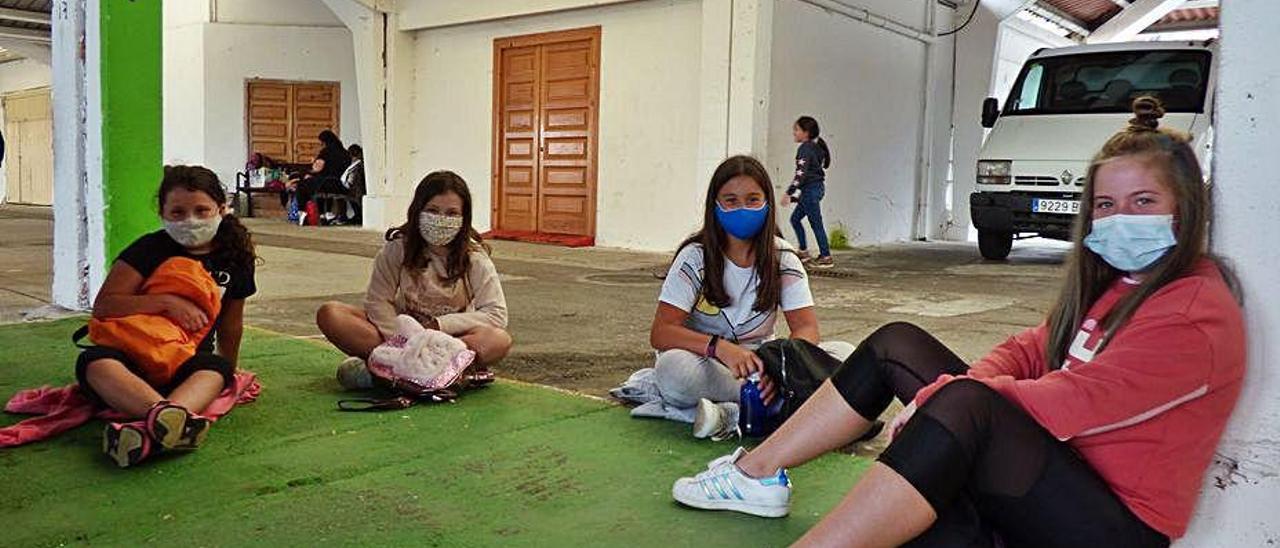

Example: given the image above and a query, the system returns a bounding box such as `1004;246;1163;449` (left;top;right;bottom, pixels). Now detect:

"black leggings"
830;323;1169;548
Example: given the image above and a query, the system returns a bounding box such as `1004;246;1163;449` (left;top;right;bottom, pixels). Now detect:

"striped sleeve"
658;244;703;312
779;251;814;311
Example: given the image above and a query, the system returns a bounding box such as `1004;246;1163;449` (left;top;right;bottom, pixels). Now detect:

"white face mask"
419;212;463;246
165;215;223;248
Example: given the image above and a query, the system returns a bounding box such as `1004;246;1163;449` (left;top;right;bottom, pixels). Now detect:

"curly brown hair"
158;165;259;271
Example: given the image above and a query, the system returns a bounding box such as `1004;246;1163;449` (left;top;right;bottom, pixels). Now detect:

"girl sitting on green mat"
648;155;853;440
81;165;258;467
316;170;512;388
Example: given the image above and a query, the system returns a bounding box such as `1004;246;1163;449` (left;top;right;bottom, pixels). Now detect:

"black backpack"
755;338;841;420
755;339;884;439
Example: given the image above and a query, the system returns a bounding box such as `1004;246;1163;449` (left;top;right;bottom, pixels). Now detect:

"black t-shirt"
115;230;257;350
316;145;352;179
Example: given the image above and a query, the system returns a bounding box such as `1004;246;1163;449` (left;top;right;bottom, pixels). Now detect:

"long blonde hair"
1044;97;1212;368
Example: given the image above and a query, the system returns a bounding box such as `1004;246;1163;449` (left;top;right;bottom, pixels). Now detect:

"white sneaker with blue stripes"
672;447;791;517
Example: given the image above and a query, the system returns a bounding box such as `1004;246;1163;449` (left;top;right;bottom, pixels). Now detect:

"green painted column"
99;0;163;260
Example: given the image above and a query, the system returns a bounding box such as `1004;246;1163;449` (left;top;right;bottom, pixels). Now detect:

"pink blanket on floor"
0;371;261;448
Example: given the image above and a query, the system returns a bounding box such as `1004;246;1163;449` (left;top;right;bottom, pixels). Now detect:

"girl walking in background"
787;116;834;269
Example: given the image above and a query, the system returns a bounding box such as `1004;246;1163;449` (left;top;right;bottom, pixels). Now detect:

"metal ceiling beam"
1087;0;1185;42
0;6;51;25
0;26;50;44
1028;1;1091;37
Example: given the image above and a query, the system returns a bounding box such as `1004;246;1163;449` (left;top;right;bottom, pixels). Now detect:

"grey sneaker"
693;398;740;441
336;357;374;390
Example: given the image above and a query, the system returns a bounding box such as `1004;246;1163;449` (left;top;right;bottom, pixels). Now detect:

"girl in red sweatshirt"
670;97;1244;548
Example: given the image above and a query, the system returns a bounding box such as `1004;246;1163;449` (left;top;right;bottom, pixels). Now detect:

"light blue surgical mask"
715;203;769;241
1083;214;1176;273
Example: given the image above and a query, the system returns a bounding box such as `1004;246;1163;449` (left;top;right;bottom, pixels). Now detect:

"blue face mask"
715;203;770;241
1083;214;1177;273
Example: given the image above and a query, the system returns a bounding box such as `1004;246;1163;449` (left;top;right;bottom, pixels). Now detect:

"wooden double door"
246;80;341;164
3;88;53;206
493;27;600;238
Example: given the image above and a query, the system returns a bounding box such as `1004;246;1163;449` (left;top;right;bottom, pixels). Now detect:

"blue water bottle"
739;373;769;437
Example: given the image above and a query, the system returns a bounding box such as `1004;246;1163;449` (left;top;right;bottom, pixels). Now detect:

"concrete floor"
0;205;1067;399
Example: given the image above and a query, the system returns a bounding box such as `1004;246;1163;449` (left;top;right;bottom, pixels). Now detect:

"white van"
971;40;1216;260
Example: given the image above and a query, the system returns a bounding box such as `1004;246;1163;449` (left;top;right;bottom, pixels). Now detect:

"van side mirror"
981;97;999;128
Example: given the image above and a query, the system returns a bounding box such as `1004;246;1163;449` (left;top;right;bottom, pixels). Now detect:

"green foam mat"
0;320;871;546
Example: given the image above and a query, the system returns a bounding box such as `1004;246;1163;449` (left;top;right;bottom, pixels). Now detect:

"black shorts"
74;346;234;405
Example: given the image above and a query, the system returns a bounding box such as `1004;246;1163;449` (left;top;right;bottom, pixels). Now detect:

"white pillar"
726;0;773;157
1179;1;1280;544
696;0;774;186
696;0;733;185
360;10;415;231
321;0;388;229
946;3;1004;241
51;0;91;309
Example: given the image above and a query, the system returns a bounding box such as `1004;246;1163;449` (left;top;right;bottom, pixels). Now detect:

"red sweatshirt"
915;258;1245;538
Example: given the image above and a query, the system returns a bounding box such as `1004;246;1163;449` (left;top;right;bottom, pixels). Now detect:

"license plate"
1032;198;1080;215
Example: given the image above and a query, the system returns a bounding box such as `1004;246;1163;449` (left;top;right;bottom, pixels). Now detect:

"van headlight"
977;160;1012;185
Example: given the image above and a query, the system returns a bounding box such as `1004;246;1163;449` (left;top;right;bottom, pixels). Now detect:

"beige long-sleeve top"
363;237;508;338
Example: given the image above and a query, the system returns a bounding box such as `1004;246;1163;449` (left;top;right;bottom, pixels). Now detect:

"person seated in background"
293;130;351;225
334;144;365;225
670;98;1246;548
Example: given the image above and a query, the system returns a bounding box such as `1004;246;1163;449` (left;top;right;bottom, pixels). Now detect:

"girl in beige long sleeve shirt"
316;171;512;386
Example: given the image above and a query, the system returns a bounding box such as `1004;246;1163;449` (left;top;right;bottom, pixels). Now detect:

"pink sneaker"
146;401;211;451
103;421;155;468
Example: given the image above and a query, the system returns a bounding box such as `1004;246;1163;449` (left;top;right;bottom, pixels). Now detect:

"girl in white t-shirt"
650;155;852;439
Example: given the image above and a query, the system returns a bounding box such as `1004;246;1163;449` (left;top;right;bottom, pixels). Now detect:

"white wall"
768;0;929;246
398;0;635;31
199;23;361;187
161;13;206;167
407;0;704;251
214;0;343;27
0;59;53;204
1179;0;1280;544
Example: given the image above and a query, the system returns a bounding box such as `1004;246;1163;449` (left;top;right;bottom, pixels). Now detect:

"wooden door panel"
539;195;589;235
496;45;541;232
254;141;290;159
544;108;588;131
494;29;598;238
247;80;338;164
3;90;53;205
248;84;289;102
247;82;293;162
543;137;587;159
27;119;53;205
250;122;288;139
3;121;17;203
295;85;335;103
535;37;595;235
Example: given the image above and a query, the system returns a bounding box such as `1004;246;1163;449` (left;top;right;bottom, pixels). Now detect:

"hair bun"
1129;96;1165;131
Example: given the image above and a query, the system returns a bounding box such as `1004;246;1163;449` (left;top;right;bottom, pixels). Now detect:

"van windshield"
1003;50;1211;115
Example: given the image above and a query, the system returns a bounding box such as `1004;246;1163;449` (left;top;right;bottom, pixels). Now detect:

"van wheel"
978;230;1013;260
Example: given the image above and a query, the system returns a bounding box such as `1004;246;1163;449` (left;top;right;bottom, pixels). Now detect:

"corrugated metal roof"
0;0;51;12
1039;0;1123;30
1157;6;1219;25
